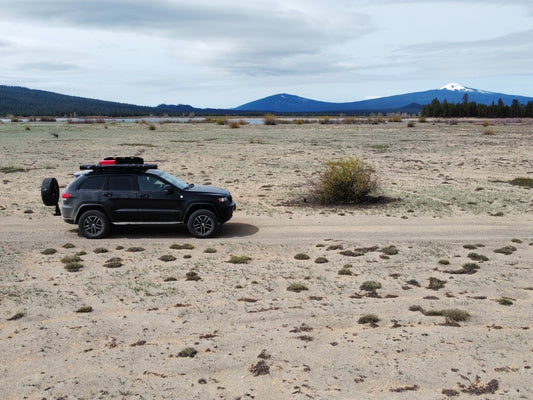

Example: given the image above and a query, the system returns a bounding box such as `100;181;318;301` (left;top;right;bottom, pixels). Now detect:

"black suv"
41;157;236;238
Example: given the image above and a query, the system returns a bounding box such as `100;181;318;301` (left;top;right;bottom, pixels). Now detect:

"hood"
185;184;230;196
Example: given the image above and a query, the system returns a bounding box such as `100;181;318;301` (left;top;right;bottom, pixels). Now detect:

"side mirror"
164;185;173;194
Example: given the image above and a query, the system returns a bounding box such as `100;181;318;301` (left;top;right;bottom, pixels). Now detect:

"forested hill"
0;85;199;117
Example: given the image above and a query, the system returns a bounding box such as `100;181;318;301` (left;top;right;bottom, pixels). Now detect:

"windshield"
158;170;189;190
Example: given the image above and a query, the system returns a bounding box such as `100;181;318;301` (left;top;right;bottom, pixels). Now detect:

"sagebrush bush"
263;113;278;125
312;157;378;204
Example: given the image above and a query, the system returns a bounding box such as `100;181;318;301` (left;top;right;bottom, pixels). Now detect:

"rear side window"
107;175;135;191
79;176;106;190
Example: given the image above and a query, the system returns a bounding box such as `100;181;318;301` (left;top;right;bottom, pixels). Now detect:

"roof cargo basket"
79;156;157;171
102;156;144;165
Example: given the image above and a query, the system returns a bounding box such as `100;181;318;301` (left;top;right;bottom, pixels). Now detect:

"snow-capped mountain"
235;83;533;113
440;83;473;92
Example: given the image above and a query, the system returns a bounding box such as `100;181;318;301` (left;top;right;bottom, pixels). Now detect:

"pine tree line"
421;95;533;118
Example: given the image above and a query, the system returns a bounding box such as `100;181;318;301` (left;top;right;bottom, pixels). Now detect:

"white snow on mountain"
440;83;473;92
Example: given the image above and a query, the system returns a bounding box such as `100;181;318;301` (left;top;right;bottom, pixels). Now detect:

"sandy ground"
0;119;532;399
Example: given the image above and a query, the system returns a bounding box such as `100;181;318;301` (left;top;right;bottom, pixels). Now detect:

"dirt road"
2;214;532;245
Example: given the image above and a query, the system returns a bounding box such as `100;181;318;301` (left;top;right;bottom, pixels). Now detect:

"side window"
138;175;166;192
79;176;106;190
107;175;135;191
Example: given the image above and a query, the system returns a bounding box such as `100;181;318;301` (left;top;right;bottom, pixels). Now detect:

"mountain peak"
440;82;473;92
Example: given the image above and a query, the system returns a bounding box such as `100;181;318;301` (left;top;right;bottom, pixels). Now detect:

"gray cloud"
17;61;80;72
0;0;373;76
391;29;533;76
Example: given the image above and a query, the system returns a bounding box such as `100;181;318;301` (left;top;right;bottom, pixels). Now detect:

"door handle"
140;194;150;198
103;192;113;197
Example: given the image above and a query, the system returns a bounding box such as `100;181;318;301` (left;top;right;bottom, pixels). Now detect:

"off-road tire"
78;210;110;239
187;209;218;238
41;177;60;206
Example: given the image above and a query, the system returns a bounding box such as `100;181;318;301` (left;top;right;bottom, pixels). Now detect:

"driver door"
137;174;183;222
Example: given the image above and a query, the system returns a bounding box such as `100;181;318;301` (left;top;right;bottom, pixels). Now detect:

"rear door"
101;175;138;221
136;174;184;222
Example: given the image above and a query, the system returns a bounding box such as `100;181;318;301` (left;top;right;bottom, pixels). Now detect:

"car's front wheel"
187;209;218;238
78;210;110;239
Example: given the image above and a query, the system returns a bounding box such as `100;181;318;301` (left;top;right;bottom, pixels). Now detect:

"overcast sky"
1;0;532;108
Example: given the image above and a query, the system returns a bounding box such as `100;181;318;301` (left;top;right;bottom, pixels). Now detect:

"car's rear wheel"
79;210;110;239
187;209;218;238
41;177;60;206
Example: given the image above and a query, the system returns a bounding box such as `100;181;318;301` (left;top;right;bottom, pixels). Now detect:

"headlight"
218;197;228;203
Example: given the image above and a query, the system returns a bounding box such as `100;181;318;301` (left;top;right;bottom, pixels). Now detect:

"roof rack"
79;157;157;171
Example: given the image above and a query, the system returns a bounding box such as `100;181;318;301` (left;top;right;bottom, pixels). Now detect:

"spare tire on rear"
41;177;60;206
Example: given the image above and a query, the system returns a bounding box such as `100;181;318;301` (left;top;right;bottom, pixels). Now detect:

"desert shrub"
263;113;278;125
103;257;123;268
483;128;496;136
170;243;194;250
312;157;378;204
436;309;470;322
338;267;353;276
178;347;198;358
427;277;446;290
204;247;217;253
467;253;488;262
294;253;310;260
497;297;513;306
61;255;82;264
41;248;57;255
498;297;513;306
228;121;240;128
314;256;328;264
388;115;402;122
159;254;177;262
407;120;416;127
127;246;145;252
186;271;201;281
76;306;93;313
508;177;533;188
381;245;399;255
460;262;480;274
406;279;420;287
358;314;380;324
360;281;381;291
228;255;251;264
93;247;108;254
494;246;516;255
64;262;83;272
287;283;308;293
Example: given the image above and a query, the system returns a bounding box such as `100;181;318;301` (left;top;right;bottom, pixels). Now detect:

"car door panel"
137;175;183;222
102;175;138;221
